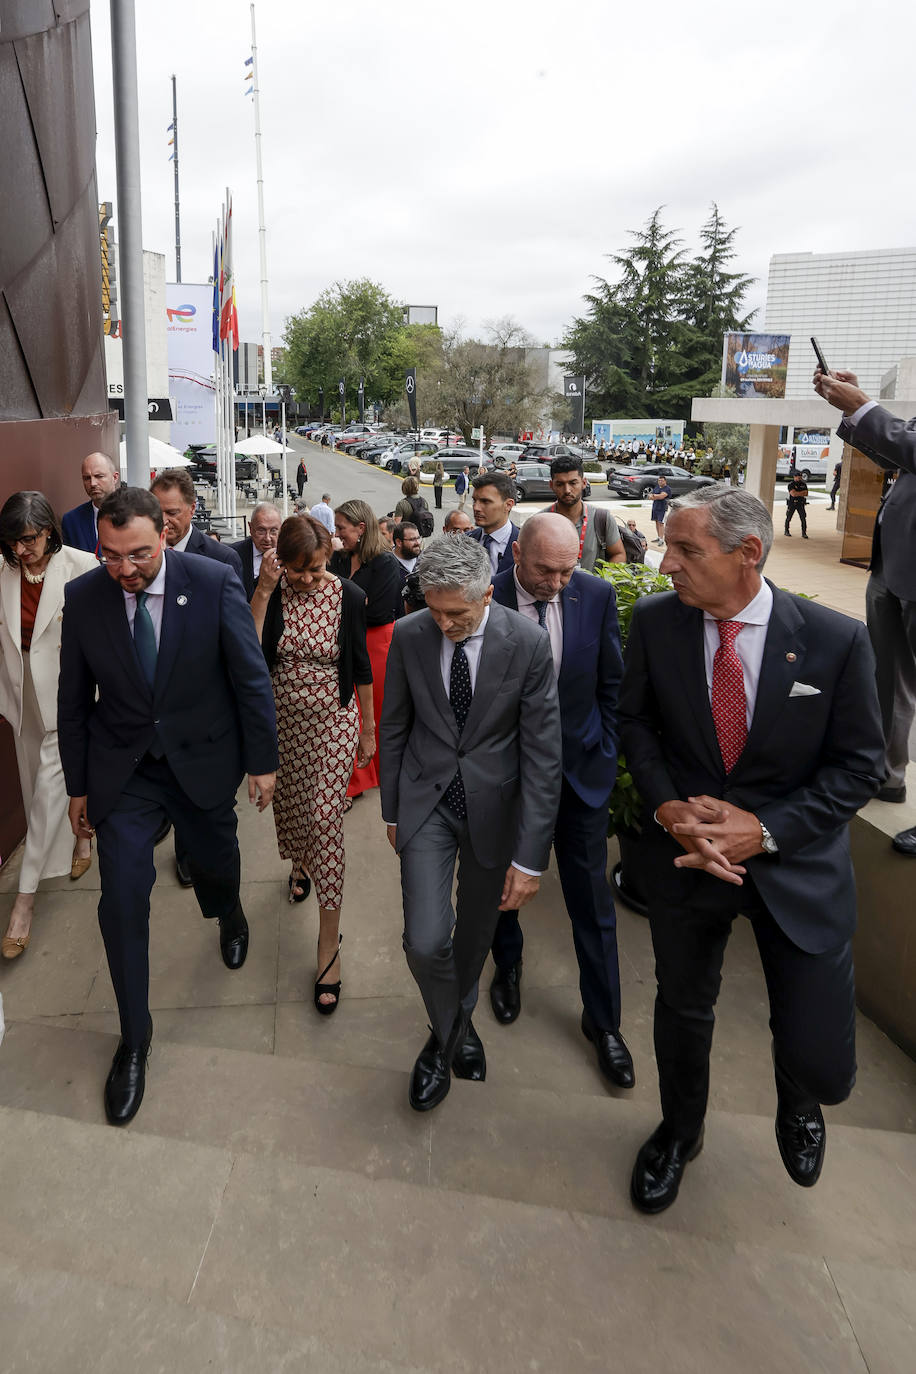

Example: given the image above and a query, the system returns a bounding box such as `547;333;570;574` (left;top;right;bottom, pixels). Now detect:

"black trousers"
649;879;856;1139
492;777;621;1029
434;486;443;509
785;497;807;533
95;754;242;1048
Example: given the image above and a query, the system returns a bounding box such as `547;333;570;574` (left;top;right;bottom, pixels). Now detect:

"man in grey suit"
380;535;562;1112
815;367;916;852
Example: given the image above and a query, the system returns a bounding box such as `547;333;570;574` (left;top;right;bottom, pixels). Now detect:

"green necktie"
133;590;158;687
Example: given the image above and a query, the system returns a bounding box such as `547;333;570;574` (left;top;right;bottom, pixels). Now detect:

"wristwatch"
759;821;778;855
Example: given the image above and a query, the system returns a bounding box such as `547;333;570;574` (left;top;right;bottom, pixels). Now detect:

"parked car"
384;443;440;473
606;463;716;498
354;436;399;461
419;451;496;480
511;461;591;502
520;442;579;463
188;446;260;484
490;442;528;466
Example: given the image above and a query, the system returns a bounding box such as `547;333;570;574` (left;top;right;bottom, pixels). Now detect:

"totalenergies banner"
166;283;215;448
721;332;790;398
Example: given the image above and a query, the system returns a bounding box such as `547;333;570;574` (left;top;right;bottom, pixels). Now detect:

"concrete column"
745;424;780;511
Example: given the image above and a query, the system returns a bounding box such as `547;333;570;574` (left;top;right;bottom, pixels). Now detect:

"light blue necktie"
133;590;158;687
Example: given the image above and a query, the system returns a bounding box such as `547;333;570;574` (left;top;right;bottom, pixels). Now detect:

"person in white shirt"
310;494;336;535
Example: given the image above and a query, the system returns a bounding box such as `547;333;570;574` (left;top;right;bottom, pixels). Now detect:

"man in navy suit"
489;513;634;1087
467;470;520;574
150;469;243;579
620;484;884;1213
229;501;282;601
61;451;121;554
59;487;277;1126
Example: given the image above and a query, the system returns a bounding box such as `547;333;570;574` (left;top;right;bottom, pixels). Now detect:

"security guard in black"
785;473;809;537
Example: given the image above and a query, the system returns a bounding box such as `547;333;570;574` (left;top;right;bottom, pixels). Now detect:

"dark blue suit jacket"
492;567;623;808
468;523;520;576
183;525;244;582
61;500;99;555
58;550;277;824
228;536;257;599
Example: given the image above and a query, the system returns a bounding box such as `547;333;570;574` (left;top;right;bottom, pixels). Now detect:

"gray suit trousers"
400;801;507;1046
866;570;916;788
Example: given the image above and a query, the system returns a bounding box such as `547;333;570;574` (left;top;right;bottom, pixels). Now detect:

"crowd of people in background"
1;371;912;1216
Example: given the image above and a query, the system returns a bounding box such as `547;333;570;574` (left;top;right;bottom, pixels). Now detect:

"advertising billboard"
166;283;215;448
721;332;791;398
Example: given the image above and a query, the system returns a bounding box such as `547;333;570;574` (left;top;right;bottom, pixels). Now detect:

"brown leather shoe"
71;840;92;880
2;933;30;960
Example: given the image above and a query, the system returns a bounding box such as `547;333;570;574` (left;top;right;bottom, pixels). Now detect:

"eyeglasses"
12;530;47;548
98;551;158;568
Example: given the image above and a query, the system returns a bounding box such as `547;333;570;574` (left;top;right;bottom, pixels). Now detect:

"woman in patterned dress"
253;515;374;1014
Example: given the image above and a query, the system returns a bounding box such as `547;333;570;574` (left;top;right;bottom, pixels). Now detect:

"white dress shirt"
439;607;490;693
172;528;193;553
846;399;877;427
702;578;773;728
514;569;563;677
253;546;264;580
122;551;168;650
310;502;335;534
481;519;513;574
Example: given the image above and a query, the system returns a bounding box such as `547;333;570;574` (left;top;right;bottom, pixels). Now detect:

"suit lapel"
559;577;581;680
103;569;150;698
419;616;458;741
742;584;806;756
674;600;722;773
82;503;97;553
0;565;22;667
461;605;516;747
30;550;66;645
154;552;191;701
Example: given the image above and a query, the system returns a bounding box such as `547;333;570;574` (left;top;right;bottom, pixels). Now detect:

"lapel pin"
177;594;188;606
786;652;797;662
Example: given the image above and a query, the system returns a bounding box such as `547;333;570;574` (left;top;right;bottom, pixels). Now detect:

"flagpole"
249;3;272;397
170;74;181;282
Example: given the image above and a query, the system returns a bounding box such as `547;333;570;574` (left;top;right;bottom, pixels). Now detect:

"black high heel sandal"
288;869;311;904
314;934;342;1015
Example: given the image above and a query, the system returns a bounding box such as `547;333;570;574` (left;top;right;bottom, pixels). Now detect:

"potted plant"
591;559;673;914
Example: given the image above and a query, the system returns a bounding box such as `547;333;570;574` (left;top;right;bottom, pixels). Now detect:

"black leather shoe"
104;1017;153;1126
877;785;907;804
581;1010;635;1089
775;1103;825;1187
452;1019;486;1081
892;825;916;855
175;855;194;888
409;1032;451;1112
153;818;172;846
631;1122;704;1214
218;903;249;970
489;961;522;1024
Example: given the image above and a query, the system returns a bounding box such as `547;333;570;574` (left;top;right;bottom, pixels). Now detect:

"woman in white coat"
0;492;98;959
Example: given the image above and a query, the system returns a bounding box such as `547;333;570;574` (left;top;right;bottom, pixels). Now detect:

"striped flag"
218;199;239;351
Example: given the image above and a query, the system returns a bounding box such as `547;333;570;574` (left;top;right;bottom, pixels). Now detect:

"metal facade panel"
15;7;96;229
0;294;41;417
0;41;52;296
5;178;104;416
0;1;88;43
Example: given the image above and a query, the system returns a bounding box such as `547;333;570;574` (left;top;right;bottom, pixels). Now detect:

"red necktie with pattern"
711;620;747;773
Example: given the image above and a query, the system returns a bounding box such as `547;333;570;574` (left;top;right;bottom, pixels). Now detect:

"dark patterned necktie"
442;639;471;817
133;590;158;687
534;600;548;627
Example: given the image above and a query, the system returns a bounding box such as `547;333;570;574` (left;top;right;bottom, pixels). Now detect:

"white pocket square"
789;681;821;697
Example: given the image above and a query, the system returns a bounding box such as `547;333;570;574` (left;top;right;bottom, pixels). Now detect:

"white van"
776;444;830;482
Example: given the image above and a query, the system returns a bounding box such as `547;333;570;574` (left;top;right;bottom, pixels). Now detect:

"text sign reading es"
721;332;791;399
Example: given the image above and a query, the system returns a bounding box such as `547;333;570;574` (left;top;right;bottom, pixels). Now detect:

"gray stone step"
1;1019;914;1276
1;1103;911;1374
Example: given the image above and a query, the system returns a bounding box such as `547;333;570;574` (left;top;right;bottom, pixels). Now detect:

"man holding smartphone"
785;471;809;537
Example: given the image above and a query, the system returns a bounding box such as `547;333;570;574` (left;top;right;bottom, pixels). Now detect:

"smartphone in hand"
811;336;831;376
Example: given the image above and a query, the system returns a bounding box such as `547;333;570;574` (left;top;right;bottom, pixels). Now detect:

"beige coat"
0;546;98;736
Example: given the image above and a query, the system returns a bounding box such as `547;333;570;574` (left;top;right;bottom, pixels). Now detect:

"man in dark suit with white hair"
620;484;883;1213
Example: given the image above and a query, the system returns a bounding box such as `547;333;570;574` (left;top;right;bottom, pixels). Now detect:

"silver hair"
668;482;773;569
251;501;280;521
417;534;492;603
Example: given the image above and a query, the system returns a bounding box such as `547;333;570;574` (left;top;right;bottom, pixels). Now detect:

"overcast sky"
90;0;915;352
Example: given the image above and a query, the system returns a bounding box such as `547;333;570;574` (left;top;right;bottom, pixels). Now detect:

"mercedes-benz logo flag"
338;377;346;425
358;376;365;423
405;368;418;432
318;386;324;418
